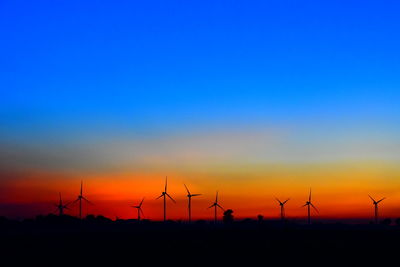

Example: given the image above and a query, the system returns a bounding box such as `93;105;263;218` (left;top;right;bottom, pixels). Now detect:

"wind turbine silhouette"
184;184;201;223
72;181;93;219
275;197;290;221
156;177;176;222
54;192;70;216
369;195;386;224
131;198;145;221
208;191;224;224
302;189;318;224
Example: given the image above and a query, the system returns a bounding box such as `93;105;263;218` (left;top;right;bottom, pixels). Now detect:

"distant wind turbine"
302;189;318;224
156;177;176;222
275;197;290;221
72;181;93;219
54;192;70;216
131;198;145;221
184;184;201;223
369;195;386;224
208;191;224;224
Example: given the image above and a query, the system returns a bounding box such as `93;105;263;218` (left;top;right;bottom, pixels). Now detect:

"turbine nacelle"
184;184;201;199
369;195;385;205
54;193;71;215
302;189;318;224
276;198;290;206
208;202;224;211
303;201;318;212
157;177;175;222
131;198;145;220
70;181;93;219
184;184;201;223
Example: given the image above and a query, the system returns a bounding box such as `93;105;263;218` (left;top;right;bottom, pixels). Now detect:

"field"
1;215;399;266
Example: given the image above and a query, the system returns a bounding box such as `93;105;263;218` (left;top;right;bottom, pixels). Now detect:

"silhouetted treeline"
1;213;400;231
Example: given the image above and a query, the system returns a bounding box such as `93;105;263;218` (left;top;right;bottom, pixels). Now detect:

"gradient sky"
1;0;400;221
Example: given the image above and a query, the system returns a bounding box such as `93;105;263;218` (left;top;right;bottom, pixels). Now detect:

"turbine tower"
208;191;224;224
302;189;318;224
72;180;93;219
54;192;70;216
275;197;290;221
369;195;386;224
184;184;201;223
156;177;176;222
131;198;145;221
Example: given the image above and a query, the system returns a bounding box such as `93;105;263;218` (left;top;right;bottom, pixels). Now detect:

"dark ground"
1;215;399;266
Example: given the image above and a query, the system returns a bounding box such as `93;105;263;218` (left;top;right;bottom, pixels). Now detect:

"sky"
0;0;400;221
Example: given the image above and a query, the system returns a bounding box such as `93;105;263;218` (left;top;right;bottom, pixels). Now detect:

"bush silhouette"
223;209;234;224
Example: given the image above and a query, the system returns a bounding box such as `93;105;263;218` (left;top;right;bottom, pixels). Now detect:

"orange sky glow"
1;161;399;221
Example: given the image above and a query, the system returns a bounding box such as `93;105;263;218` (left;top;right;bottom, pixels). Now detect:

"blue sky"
0;0;399;170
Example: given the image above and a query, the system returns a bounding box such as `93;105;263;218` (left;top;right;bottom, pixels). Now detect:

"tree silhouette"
223;209;234;224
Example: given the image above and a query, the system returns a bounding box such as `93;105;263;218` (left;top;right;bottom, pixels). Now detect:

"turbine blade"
310;203;319;213
82;197;94;205
217;204;225;211
63;201;73;207
166;193;176;203
216;191;219;203
302;203;308;207
208;204;215;209
283;198;290;204
184;184;190;195
139;208;145;216
368;195;376;203
377;197;386;203
139;197;145;207
165;176;168;192
191;194;201;197
275;197;282;204
309;188;312;202
80;180;83;195
156;194;163;200
70;198;80;206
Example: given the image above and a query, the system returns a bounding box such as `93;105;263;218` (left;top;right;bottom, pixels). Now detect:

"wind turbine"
275;197;290;221
208;191;224;224
54;192;70;216
302;189;318;224
369;195;386;224
131;198;145;221
184;184;201;223
72;180;93;219
156;177;176;222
